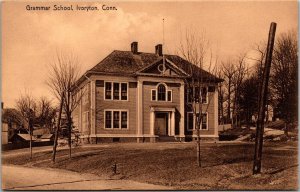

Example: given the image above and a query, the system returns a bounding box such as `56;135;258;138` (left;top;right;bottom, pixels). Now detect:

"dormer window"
151;83;172;102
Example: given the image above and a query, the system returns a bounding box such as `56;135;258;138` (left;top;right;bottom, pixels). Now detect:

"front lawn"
2;142;298;190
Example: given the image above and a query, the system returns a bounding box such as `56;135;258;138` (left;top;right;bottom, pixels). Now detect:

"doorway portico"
150;107;176;138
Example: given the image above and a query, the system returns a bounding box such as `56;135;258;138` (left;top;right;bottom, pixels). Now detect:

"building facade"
73;42;221;143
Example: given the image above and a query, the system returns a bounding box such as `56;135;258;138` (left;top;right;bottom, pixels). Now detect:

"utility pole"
253;22;277;174
28;108;34;159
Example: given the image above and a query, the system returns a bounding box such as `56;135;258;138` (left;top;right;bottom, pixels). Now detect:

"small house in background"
11;134;37;144
39;134;54;142
2;123;9;144
33;128;50;138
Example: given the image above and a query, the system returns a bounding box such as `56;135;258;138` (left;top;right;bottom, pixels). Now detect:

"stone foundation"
97;137;137;143
80;135;218;143
187;136;219;142
90;137;97;144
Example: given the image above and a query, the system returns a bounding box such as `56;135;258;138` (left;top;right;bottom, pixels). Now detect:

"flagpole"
163;18;165;72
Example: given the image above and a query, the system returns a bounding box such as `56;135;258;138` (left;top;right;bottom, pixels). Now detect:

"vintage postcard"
2;0;298;190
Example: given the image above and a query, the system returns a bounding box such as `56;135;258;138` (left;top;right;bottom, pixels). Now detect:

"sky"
2;0;298;108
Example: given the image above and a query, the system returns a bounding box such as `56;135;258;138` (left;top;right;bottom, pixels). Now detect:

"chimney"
155;44;163;56
131;42;138;54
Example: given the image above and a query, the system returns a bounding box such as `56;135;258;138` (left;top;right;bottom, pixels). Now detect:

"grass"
2;141;298;190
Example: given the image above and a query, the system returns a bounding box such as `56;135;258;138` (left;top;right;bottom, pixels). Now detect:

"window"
113;83;120;100
201;113;208;130
121;83;127;100
195;87;200;103
167;90;172;101
105;110;128;129
151;90;156;101
201;87;208;103
105;82;128;101
187;112;208;130
158;64;164;72
157;84;166;101
152;83;172;102
121;111;127;129
187;112;194;130
187;88;193;103
187;86;208;104
105;111;112;128
105;82;112;100
113;111;120;128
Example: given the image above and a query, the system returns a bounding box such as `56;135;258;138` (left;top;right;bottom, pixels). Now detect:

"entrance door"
155;112;169;136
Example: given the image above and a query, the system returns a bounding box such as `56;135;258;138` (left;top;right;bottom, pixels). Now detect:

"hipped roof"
77;50;222;85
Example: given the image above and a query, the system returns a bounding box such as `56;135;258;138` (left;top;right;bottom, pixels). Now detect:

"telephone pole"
253;22;277;174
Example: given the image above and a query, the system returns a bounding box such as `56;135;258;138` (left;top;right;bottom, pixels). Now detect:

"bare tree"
2;108;25;129
16;93;37;159
238;75;259;128
47;51;83;161
216;68;225;126
35;97;56;132
178;29;220;167
221;59;237;124
270;30;298;135
231;55;248;128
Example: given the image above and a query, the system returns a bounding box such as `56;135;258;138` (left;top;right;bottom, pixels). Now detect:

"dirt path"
2;165;172;190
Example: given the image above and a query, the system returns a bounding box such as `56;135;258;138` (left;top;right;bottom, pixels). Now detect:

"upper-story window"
105;82;128;101
187;86;208;104
157;84;166;101
105;82;112;99
151;83;172;102
113;83;120;100
121;83;128;100
202;87;208;103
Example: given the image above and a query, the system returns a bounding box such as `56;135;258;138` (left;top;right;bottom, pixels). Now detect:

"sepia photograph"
1;0;298;190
